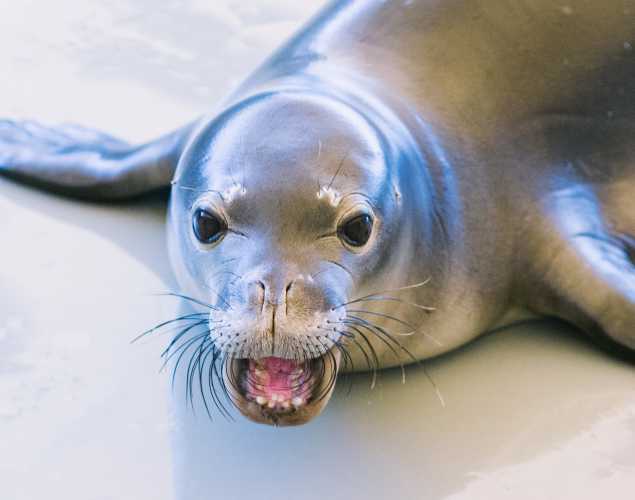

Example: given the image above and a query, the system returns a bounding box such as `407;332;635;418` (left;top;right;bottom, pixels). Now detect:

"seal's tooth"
267;399;276;408
256;396;266;405
292;397;303;407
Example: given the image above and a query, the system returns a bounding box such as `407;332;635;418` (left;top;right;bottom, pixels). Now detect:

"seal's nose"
246;275;293;309
247;274;323;313
247;280;266;308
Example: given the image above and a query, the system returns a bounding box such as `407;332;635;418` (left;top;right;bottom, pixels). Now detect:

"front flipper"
525;184;635;359
0;119;196;199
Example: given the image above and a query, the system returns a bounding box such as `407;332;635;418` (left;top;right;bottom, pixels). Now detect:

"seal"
1;0;634;426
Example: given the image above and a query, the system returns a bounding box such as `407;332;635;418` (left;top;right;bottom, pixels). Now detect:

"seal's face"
168;92;400;425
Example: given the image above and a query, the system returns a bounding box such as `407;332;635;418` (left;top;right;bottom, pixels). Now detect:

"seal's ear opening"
0;119;196;200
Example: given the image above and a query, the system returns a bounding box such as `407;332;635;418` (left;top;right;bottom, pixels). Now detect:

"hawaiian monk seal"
1;0;634;426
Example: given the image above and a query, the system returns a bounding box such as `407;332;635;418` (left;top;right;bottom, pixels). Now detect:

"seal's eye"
193;208;227;244
338;214;373;247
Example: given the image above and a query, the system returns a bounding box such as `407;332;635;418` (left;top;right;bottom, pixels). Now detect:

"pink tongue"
250;357;304;400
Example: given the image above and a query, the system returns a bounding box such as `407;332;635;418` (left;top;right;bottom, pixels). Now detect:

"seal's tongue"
245;356;312;410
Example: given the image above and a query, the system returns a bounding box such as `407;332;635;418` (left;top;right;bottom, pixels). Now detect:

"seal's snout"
211;276;335;352
247;274;335;317
214;270;344;425
246;277;302;309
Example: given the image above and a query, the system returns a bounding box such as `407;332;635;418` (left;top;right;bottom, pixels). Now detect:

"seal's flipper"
526;186;635;360
0;119;195;199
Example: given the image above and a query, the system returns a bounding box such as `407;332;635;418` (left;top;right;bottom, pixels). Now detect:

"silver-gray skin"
1;0;634;425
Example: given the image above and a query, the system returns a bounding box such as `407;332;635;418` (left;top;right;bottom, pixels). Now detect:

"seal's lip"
227;348;341;425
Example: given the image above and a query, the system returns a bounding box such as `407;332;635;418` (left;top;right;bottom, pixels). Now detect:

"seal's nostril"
256;280;266;312
284;281;294;315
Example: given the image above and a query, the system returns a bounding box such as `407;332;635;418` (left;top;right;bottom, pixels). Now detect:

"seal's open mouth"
228;349;340;425
236;356;324;411
241;357;318;410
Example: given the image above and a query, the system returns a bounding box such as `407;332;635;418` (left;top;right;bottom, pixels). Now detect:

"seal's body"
2;0;634;425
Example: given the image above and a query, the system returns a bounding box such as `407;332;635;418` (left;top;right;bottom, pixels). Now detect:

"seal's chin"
227;349;341;426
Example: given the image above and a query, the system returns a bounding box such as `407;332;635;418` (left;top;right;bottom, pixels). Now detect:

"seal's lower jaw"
227;349;341;426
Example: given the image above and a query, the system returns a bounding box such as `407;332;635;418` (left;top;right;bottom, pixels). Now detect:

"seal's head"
167;91;418;425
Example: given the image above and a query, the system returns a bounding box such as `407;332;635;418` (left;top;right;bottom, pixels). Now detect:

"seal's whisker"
319;335;354;396
326;259;355;280
131;312;209;343
323;348;341;399
210;348;234;420
207;355;225;419
414;329;443;346
199;281;235;311
162;323;214;363
422;365;445;408
346;309;442;345
197;343;216;418
185;340;202;409
339;322;382;385
195;342;218;414
208;270;243;282
312;347;338;405
332;324;379;390
187;337;211;410
222;354;242;414
137;310;235;420
326;149;350;190
347;315;413;355
339;314;414;337
333;342;355;396
166;330;211;384
344;316;445;405
334;295;436;312
317;335;354;396
170;181;226;196
342;317;407;384
160;320;212;359
155;291;219;311
344;330;379;390
342;309;416;330
331;278;433;311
